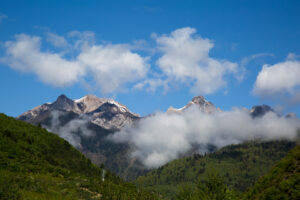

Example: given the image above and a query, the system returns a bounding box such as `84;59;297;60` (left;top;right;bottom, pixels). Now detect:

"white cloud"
2;33;149;93
68;31;95;49
254;60;300;96
78;44;149;93
46;32;68;48
110;106;300;168
3;34;85;87
153;27;239;94
134;78;169;93
45;111;94;148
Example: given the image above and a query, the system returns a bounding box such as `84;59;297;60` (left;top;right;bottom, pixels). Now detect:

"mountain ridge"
16;94;291;181
17;94;139;130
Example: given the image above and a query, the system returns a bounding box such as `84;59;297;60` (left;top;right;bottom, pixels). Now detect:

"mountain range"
18;94;279;131
18;94;139;130
16;94;283;180
2;94;298;199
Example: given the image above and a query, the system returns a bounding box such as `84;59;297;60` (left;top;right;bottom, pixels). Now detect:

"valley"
1;94;298;199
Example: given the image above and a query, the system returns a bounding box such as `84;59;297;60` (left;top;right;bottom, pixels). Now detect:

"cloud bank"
110;106;300;168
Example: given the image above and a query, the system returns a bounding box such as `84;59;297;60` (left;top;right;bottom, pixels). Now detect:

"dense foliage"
0;114;158;200
135;140;296;199
243;144;300;200
175;172;238;200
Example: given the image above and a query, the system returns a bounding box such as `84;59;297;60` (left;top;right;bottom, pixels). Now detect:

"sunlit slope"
135;141;296;199
243;144;300;200
0;113;157;200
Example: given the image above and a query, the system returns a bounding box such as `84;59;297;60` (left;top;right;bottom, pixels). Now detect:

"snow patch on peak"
167;96;216;114
107;100;127;112
74;95;140;117
74;94;99;103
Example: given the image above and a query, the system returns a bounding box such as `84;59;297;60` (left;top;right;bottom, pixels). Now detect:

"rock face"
167;95;216;114
17;94;139;130
250;105;274;118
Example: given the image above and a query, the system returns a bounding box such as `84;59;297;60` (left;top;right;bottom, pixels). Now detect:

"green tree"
176;172;237;200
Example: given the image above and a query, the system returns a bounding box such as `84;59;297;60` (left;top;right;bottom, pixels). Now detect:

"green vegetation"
0;114;158;200
243;144;300;200
1;112;299;200
175;172;238;200
135;141;296;199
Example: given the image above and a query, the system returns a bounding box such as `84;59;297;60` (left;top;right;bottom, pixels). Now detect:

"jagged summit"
167;95;216;114
17;94;140;130
191;95;207;104
51;94;77;112
75;94;107;113
250;104;274;118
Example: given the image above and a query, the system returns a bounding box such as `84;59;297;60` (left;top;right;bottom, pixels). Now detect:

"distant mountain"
250;104;275;118
17;94;282;181
18;94;139;130
167;95;217;114
0;114;157;199
17;94;146;181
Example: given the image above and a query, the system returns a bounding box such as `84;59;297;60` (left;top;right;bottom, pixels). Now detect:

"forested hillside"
135;141;296;199
0;114;157;200
243;144;300;200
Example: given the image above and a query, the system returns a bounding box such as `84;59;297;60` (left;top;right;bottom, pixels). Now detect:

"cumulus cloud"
45;111;94;148
110;106;300;168
2;33;148;93
78;44;149;93
152;27;239;94
3;34;85;87
253;60;300;96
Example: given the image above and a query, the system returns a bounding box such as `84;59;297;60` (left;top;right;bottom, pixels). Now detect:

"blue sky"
0;0;300;117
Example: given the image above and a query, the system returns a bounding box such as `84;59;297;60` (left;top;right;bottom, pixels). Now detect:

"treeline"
135;140;296;199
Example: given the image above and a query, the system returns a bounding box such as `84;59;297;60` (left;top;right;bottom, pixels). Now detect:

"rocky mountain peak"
191;96;207;104
75;94;106;113
250;105;274;118
94;102;120;114
51;94;76;111
167;95;216;114
17;94;140;130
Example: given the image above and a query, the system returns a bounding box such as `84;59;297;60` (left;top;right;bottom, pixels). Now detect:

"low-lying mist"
44;111;94;148
110;105;300;168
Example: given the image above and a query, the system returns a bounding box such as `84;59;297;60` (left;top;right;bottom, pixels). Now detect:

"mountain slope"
0;113;157;200
242;144;300;200
135;140;296;199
